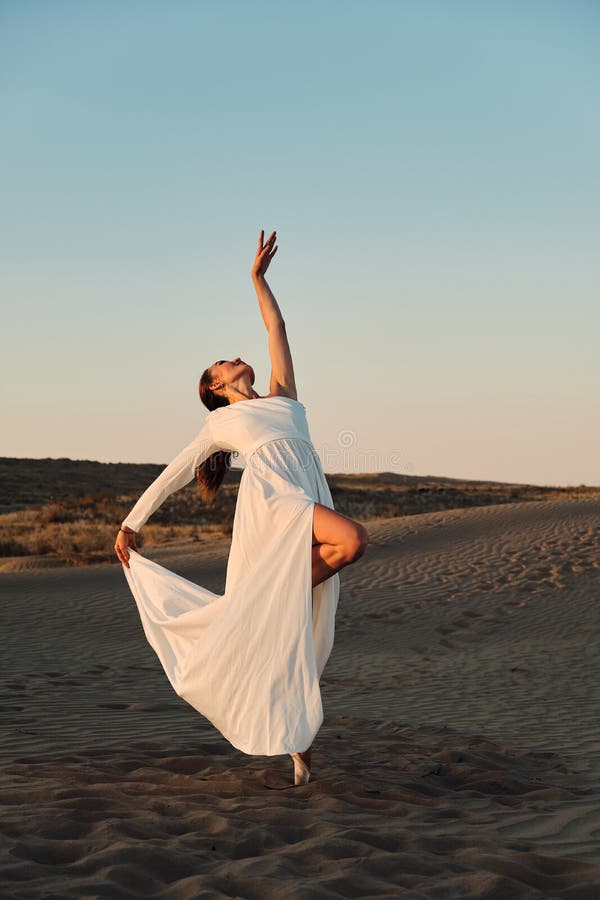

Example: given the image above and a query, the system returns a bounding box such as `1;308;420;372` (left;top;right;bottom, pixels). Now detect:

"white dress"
121;396;340;757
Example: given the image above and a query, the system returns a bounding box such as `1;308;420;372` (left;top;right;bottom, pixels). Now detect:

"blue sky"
2;0;598;486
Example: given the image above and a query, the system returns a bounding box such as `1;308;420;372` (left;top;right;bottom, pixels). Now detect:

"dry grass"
0;456;597;569
0;506;233;568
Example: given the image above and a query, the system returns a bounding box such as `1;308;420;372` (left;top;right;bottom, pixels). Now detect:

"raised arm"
115;417;220;566
251;229;297;400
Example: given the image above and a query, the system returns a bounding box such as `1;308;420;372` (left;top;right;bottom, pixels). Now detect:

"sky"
2;0;598;487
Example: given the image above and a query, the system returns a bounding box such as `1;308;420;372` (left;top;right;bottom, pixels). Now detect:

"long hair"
196;367;232;502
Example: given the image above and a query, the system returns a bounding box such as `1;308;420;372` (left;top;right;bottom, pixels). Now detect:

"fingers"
257;229;276;254
258;238;277;260
114;537;131;568
115;547;130;568
253;230;278;278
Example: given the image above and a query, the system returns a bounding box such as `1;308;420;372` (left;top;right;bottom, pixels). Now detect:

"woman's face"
211;357;255;388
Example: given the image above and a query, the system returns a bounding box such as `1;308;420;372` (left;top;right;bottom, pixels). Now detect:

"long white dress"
120;395;340;757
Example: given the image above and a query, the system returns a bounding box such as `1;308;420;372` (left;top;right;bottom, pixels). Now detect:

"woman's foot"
290;744;312;785
300;744;312;770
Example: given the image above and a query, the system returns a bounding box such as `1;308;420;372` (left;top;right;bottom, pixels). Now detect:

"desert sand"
1;497;599;898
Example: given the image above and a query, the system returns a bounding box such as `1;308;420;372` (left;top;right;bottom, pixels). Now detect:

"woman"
114;229;369;785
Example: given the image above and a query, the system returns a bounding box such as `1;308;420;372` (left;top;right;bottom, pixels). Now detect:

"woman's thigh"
312;502;364;547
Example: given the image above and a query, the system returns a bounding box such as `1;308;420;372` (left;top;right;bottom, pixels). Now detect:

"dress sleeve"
121;417;220;533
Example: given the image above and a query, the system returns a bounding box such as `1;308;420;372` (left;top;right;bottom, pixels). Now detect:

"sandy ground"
1;497;599;898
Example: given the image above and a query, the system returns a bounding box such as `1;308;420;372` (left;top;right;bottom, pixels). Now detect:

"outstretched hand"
115;527;138;569
251;229;277;280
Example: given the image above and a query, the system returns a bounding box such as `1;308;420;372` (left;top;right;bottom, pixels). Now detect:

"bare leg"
311;502;369;588
312;543;344;587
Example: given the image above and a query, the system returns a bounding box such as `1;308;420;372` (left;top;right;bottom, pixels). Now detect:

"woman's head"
196;356;255;504
199;357;255;411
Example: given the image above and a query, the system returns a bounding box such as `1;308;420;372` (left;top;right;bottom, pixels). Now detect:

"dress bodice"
209;395;313;462
121;395;316;533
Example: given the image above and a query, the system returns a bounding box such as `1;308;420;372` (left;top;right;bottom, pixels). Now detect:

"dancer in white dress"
114;230;369;785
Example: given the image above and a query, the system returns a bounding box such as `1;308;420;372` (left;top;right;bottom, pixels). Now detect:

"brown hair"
196;366;232;503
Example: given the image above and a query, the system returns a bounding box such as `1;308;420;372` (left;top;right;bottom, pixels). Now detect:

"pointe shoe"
290;750;311;785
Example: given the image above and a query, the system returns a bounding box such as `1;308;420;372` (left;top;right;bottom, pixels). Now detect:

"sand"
1;497;599;898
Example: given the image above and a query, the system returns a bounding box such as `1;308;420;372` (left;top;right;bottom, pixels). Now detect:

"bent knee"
341;523;370;564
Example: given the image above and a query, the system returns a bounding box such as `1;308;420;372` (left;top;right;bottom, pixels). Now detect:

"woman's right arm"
251;229;297;400
115;417;220;567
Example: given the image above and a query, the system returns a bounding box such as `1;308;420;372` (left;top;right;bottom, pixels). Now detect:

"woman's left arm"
114;418;220;567
251;229;297;399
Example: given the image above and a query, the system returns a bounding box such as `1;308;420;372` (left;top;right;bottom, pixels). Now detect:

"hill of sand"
1;497;599;897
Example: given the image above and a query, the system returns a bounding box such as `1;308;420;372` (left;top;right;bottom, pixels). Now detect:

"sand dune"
1;498;599;898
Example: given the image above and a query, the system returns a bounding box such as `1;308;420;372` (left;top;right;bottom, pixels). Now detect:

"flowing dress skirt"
123;437;340;756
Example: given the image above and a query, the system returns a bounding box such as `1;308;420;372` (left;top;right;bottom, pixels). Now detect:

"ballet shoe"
290;749;311;785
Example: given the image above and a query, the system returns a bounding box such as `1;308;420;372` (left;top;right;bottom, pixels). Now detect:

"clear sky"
2;0;598;486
